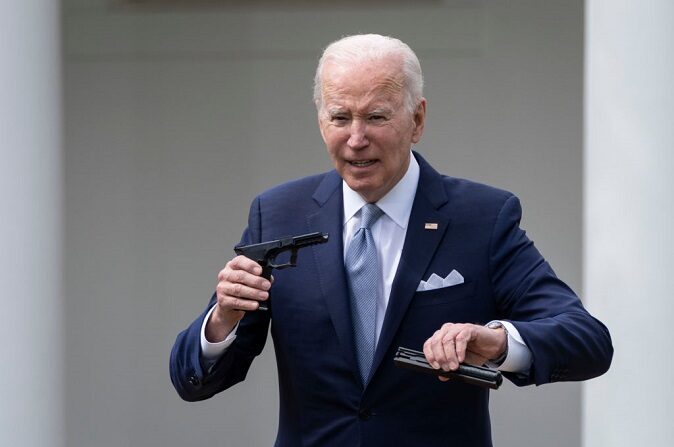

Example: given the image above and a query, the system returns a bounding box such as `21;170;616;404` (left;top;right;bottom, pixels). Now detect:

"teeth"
351;160;375;167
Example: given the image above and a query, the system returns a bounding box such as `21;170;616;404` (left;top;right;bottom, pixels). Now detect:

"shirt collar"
342;152;420;229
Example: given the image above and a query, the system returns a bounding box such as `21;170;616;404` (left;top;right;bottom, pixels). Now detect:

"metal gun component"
234;232;329;311
393;346;503;390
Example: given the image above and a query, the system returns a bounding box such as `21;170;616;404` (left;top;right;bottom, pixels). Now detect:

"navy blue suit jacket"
170;152;612;446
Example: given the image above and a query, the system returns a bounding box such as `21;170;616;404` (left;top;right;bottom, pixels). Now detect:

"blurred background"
2;0;672;446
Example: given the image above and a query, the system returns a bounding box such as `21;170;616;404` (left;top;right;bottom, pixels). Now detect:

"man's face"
318;58;426;203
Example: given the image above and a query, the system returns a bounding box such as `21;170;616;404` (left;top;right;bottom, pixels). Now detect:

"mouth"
349;159;376;168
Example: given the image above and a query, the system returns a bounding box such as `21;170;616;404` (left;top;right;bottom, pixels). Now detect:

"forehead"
320;59;405;109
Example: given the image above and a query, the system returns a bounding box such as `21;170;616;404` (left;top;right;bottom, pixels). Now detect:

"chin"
345;176;371;190
352;185;385;202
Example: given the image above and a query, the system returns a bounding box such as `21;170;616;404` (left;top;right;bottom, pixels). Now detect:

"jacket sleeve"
489;195;613;386
169;196;272;401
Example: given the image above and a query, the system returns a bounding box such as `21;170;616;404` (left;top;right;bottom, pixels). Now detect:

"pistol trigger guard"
268;262;293;270
268;248;299;270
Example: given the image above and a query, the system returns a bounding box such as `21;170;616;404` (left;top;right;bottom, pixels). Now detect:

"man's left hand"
423;323;507;382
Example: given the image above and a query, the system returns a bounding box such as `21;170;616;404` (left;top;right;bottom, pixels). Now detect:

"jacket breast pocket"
409;281;476;308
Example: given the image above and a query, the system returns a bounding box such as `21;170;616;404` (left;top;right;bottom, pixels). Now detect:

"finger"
440;336;458;371
454;326;478;365
216;292;258;313
423;336;441;369
431;335;448;370
438;323;464;370
220;281;269;302
222;255;263;277
426;324;455;369
224;295;261;312
438;375;450;382
220;266;271;291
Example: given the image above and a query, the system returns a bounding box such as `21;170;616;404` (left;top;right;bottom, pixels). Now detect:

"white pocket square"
416;269;464;292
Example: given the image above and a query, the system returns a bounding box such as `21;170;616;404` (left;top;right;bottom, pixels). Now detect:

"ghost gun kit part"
233;232;329;312
393;347;503;390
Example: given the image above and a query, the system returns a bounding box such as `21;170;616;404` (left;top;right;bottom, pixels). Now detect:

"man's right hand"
204;255;271;343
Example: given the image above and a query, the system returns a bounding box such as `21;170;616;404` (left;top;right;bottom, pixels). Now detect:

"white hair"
313;34;424;116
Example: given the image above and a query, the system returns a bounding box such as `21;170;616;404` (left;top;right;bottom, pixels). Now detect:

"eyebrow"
326;107;347;116
326;106;394;116
368;107;393;116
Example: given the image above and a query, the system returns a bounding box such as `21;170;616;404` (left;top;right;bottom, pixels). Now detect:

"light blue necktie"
346;203;384;384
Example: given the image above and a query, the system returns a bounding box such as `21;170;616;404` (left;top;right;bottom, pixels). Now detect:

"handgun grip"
255;265;273;312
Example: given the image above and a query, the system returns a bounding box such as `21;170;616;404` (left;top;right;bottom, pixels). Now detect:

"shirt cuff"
486;320;532;373
200;305;239;360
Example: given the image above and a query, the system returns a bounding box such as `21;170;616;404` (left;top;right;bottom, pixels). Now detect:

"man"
170;34;612;446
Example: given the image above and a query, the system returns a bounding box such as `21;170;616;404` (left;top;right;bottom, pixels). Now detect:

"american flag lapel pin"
424;222;439;230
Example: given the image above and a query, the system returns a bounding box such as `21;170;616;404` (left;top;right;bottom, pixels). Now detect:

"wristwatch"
486;321;509;367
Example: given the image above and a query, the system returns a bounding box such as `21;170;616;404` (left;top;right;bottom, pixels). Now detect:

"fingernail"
432;361;440;369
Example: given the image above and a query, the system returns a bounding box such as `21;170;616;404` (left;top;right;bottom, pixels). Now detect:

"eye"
368;114;387;122
330;115;349;125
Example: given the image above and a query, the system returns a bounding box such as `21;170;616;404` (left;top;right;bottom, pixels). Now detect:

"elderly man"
170;34;612;446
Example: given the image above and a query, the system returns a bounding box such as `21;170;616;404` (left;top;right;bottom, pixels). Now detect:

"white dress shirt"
341;151;419;344
201;153;531;373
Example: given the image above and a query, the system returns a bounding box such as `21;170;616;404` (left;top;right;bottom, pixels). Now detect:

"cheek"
323;139;344;166
324;131;347;150
324;138;340;156
326;147;341;165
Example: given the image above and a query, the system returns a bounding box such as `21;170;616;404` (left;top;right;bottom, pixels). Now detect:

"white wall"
584;1;674;446
1;1;63;446
64;1;586;445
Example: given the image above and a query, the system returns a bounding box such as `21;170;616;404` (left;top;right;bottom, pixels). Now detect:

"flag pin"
424;223;439;230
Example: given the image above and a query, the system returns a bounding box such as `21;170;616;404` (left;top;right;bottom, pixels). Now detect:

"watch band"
486;321;509;367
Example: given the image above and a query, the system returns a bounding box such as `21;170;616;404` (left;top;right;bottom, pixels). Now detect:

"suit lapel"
307;171;360;380
369;154;451;382
306;155;452;386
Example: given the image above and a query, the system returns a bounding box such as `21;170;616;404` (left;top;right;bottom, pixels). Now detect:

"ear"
411;98;426;144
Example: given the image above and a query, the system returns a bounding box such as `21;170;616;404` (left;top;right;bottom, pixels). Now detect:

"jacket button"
358;409;372;421
187;376;200;386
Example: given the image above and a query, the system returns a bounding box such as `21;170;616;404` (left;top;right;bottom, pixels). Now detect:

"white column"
584;1;674;446
0;1;64;447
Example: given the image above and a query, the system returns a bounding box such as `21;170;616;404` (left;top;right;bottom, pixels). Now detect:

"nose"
347;119;369;150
